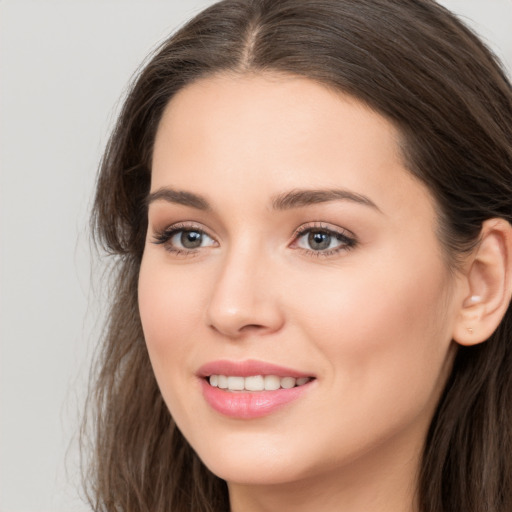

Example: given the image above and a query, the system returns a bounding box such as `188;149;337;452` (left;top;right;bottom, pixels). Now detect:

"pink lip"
197;359;313;378
197;359;315;419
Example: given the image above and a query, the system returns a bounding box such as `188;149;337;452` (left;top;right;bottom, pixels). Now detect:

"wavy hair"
84;1;512;510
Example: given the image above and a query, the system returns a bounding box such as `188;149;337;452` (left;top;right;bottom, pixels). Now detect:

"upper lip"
197;359;314;378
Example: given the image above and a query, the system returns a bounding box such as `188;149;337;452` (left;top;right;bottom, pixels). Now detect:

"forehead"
151;73;434;221
154;73;401;164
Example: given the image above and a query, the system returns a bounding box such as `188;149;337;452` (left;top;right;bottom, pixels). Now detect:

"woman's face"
139;74;464;490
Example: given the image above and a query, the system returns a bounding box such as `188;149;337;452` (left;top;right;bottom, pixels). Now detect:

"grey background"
1;1;510;511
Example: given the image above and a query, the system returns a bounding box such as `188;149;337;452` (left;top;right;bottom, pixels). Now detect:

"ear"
453;218;512;346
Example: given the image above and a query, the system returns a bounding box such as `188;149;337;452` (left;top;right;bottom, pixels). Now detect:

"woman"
84;0;512;511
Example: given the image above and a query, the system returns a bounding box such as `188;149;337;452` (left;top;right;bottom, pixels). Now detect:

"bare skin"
139;73;512;512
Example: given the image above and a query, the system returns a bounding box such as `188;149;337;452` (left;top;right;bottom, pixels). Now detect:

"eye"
293;224;357;255
171;229;211;249
152;224;217;254
300;231;335;251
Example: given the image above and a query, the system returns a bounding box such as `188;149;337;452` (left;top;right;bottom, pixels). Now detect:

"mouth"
207;374;313;391
198;360;316;419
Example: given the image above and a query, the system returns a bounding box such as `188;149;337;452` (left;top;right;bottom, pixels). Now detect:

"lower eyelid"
292;227;357;253
151;225;219;255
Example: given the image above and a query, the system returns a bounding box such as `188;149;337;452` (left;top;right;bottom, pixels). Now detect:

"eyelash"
152;222;215;257
292;223;357;257
151;222;357;257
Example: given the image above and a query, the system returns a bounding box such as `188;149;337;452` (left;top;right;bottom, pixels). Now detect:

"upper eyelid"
154;221;213;236
292;222;355;238
151;224;218;255
150;221;356;245
291;225;358;259
291;223;357;250
150;222;215;244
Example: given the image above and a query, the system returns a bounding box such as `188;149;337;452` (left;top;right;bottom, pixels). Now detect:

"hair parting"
84;1;512;510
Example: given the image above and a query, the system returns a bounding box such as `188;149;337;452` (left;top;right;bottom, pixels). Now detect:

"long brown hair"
84;1;512;510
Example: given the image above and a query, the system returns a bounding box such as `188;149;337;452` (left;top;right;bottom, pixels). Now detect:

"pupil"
308;231;331;250
181;231;202;249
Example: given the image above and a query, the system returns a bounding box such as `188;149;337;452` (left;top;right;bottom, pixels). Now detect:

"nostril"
241;324;265;332
206;291;285;338
209;322;266;338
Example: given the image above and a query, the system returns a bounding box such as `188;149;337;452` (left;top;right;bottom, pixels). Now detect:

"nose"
205;245;285;339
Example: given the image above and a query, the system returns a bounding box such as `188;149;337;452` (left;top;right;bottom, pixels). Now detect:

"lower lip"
200;379;313;419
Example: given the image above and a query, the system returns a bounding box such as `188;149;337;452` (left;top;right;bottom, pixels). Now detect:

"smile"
198;360;315;418
208;374;312;391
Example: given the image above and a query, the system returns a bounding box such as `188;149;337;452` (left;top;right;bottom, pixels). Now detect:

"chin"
190;430;312;486
205;458;305;487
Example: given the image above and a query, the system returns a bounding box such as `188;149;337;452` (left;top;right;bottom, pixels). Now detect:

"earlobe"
453;218;512;346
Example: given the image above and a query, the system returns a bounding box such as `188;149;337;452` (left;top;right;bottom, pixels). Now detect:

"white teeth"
245;375;265;391
227;376;245;391
280;377;296;389
264;375;281;391
208;374;312;391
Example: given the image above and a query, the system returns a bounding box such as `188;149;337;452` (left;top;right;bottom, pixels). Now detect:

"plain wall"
1;1;510;511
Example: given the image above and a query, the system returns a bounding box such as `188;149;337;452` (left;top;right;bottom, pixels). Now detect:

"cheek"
289;254;455;413
138;255;213;434
138;255;205;378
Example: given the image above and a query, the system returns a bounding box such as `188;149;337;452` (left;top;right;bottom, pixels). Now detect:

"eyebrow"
146;186;381;212
146;188;211;210
271;188;381;212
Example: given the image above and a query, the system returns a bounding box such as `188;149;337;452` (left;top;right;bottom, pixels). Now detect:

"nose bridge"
206;235;283;338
